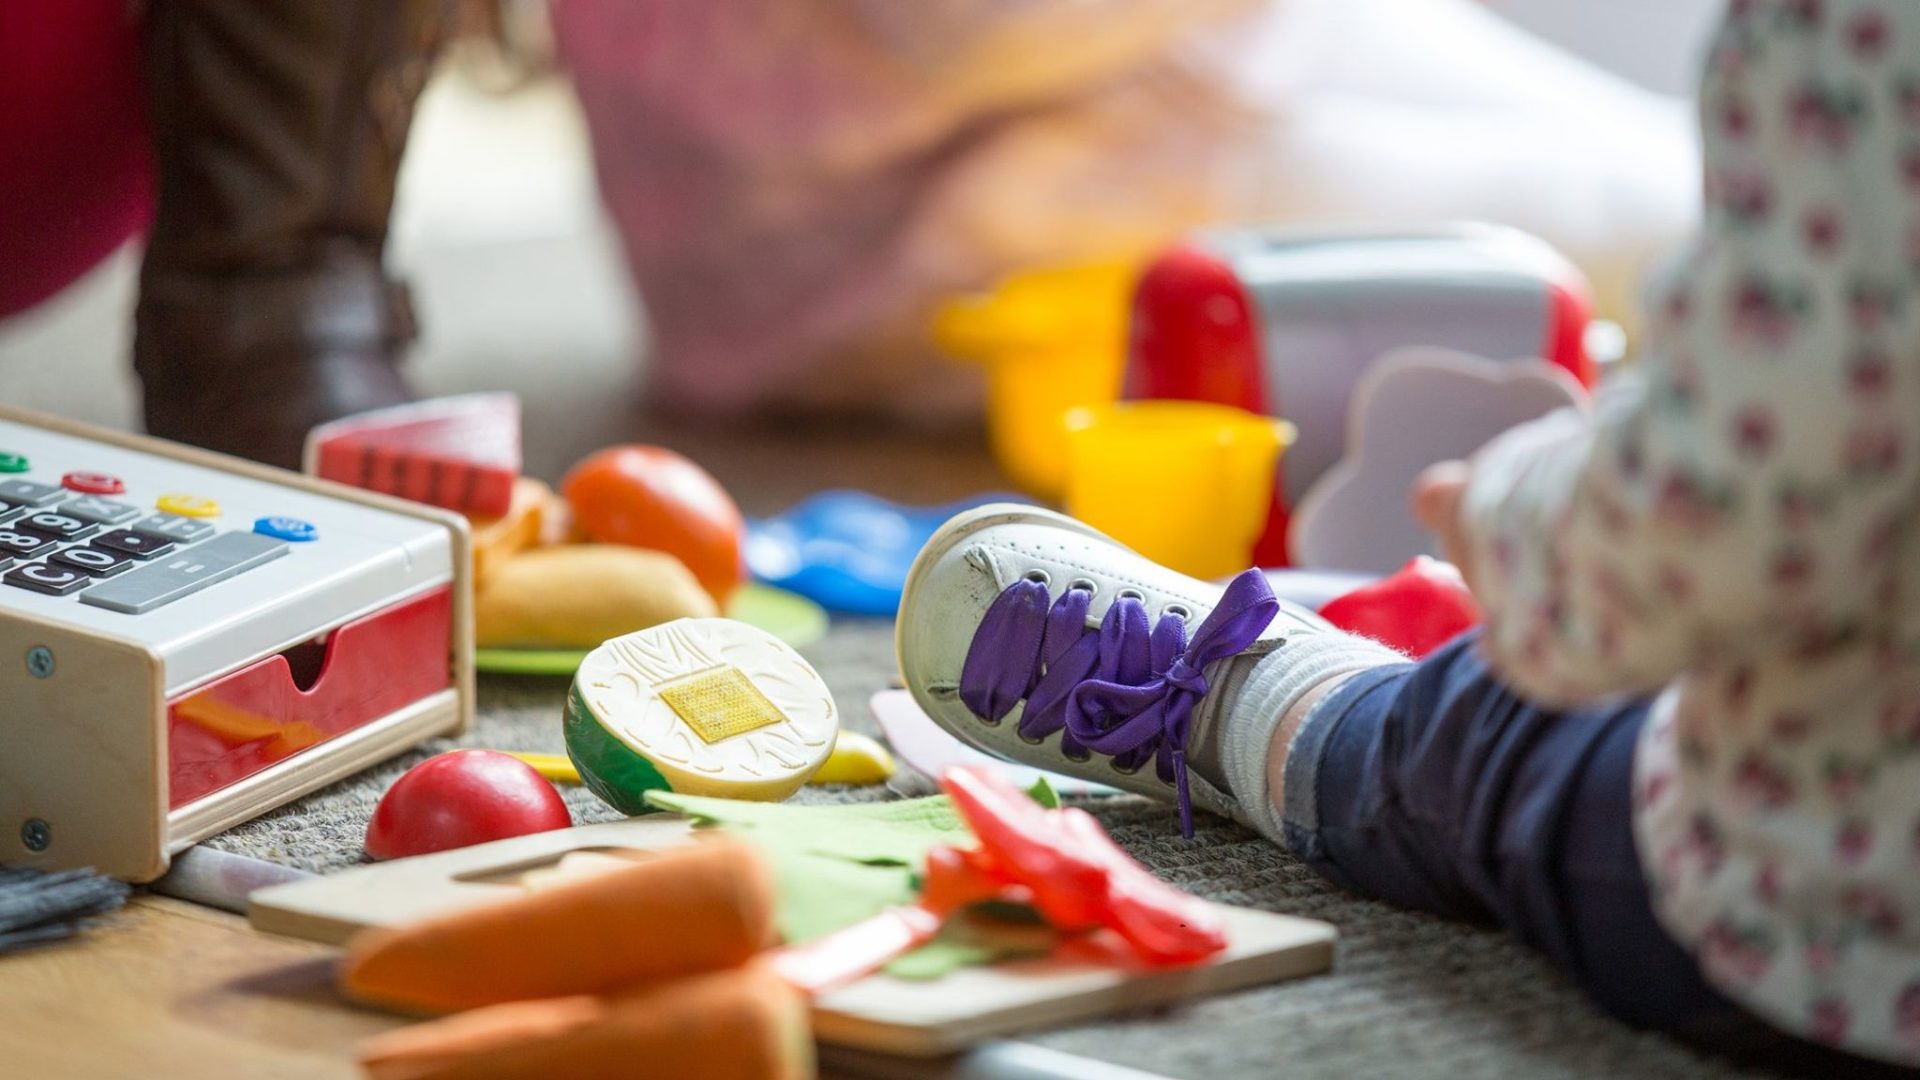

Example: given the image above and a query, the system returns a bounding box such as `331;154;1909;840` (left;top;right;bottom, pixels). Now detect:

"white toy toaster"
1126;223;1595;564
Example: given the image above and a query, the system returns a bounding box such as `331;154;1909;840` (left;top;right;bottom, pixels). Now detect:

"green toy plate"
474;582;830;676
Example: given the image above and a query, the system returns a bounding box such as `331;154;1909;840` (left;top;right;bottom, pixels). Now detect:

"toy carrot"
360;960;810;1068
358;965;812;1080
340;840;775;1014
357;995;605;1080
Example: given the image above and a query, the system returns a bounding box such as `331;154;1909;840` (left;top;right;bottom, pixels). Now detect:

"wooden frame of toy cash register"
0;406;474;881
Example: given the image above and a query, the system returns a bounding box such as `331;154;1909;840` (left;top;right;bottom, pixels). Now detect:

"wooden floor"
0;897;400;1079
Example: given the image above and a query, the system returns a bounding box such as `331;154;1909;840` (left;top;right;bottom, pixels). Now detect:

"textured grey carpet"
208;618;1783;1079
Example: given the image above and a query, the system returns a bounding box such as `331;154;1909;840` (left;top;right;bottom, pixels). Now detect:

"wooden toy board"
249;818;1337;1057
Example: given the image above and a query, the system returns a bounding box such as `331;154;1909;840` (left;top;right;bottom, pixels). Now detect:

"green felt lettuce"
644;790;1059;978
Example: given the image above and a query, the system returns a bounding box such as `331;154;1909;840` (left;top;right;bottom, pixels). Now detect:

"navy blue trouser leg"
1276;632;1918;1074
1279;631;1723;1028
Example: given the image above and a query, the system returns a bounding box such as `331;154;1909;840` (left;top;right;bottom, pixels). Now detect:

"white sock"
1219;633;1404;843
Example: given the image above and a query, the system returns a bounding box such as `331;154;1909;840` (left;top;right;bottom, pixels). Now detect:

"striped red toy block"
304;395;521;518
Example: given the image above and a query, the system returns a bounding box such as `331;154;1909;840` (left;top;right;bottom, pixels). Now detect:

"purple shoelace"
957;568;1279;838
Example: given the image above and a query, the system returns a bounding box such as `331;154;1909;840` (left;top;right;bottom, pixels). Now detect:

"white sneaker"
896;504;1331;835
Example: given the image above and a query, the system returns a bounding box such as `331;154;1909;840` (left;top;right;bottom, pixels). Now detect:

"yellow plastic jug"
1063;402;1293;581
934;261;1137;500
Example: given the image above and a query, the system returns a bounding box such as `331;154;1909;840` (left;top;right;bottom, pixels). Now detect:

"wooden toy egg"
565;618;838;811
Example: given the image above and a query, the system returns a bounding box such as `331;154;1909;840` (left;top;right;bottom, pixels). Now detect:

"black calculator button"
58;495;140;526
0;529;57;559
132;513;216;544
50;546;136;578
14;511;98;543
95;529;177;560
4;562;91;596
0;479;64;508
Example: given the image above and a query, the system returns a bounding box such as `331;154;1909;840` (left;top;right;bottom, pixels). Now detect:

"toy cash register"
0;407;473;881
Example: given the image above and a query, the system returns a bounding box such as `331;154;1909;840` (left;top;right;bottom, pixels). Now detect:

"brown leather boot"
136;0;455;469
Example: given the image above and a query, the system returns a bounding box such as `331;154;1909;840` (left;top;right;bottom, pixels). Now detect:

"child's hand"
1412;461;1475;592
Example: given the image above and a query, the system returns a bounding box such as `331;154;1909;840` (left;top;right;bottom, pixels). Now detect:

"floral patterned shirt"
1459;0;1920;1063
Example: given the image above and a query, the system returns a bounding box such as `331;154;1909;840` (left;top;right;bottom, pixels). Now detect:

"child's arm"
1453;2;1920;706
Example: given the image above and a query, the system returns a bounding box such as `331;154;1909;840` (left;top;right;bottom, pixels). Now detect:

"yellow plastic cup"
934;261;1138;500
1063;402;1293;581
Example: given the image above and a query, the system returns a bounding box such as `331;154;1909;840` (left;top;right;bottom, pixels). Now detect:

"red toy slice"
304;394;521;517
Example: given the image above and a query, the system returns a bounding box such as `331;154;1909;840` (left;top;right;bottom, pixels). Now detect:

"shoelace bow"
958;567;1279;838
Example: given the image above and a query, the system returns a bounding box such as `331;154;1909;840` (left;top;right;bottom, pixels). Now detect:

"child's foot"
896;504;1341;837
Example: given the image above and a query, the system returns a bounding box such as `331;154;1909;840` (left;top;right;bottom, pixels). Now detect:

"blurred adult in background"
4;0;1700;461
553;0;1702;419
0;0;451;468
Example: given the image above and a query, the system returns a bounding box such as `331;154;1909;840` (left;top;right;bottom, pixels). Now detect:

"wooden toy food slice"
304;393;522;517
566;618;838;810
467;477;558;585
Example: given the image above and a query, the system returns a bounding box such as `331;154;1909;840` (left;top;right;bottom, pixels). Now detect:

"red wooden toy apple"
365;750;572;860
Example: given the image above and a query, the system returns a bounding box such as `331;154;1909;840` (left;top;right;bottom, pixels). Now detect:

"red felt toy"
1316;555;1481;659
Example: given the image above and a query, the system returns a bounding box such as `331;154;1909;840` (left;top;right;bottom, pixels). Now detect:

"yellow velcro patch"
658;665;789;744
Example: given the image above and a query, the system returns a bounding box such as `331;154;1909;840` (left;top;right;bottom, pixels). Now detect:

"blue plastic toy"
746;491;1023;615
